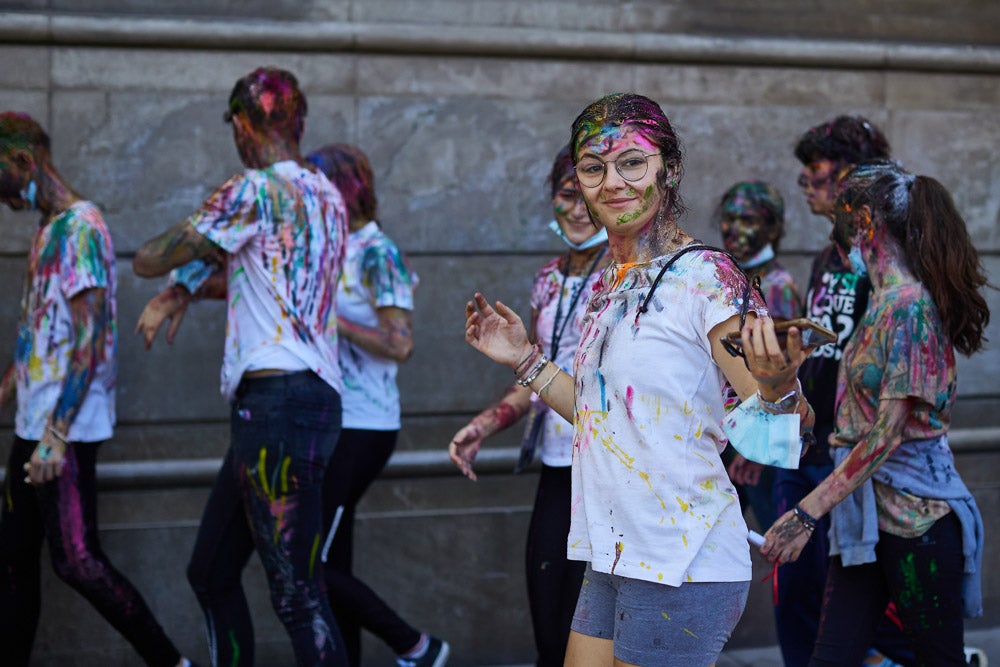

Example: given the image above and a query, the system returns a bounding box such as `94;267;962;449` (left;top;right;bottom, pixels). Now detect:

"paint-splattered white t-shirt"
568;248;763;586
337;221;417;430
15;201;116;442
189;160;347;400
529;254;605;467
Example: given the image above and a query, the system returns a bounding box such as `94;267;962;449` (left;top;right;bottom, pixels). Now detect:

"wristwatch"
759;386;800;413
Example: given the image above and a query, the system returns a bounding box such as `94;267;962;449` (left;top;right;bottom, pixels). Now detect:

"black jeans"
526;464;585;667
321;428;421;666
0;438;181;667
810;512;966;667
773;465;914;667
187;371;346;667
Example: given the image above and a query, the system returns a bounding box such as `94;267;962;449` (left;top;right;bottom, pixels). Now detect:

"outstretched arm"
25;288;106;484
339;306;414;362
133;221;221;278
761;397;912;565
465;292;576;422
135;262;227;349
448;384;533;481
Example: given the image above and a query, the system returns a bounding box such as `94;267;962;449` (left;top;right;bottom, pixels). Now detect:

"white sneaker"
966;646;988;667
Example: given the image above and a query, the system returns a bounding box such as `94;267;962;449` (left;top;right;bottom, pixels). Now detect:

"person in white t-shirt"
463;93;815;667
448;145;609;667
133;68;348;667
305;143;448;667
0;112;195;667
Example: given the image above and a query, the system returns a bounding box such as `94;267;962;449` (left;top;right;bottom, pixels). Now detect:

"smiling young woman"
463;93;817;667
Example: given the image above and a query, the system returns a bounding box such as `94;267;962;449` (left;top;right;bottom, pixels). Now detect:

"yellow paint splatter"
661;611;671;620
657;573;664;581
682;401;694;415
683;628;699;638
675;496;690;512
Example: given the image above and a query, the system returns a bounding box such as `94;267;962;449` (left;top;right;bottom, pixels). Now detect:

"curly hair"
226;67;307;142
794;115;890;167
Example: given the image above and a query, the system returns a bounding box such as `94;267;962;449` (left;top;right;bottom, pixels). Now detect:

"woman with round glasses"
449;145;609;667
463;93;816;667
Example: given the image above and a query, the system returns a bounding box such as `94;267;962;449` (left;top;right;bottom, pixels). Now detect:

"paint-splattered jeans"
810;511;966;667
0;438;182;667
187;371;347;667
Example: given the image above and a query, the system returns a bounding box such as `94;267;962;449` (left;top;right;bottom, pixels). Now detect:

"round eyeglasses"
575;151;661;188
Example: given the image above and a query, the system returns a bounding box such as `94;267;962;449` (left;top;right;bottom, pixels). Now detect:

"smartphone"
721;318;838;354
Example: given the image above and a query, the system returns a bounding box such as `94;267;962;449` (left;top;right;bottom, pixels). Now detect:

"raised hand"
135;285;192;349
465;293;532;368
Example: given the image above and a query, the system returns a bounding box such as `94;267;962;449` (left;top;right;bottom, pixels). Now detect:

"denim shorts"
572;564;750;667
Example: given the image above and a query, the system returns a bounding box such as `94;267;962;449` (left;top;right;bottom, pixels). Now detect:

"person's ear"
9;148;35;174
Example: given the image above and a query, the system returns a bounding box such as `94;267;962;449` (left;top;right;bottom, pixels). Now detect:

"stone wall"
0;2;998;665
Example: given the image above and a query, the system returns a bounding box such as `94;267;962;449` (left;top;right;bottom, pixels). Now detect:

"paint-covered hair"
0;112;49;155
570;93;685;219
227;67;307;142
794;115;890;167
306;143;377;223
547;145;576;201
717;181;786;251
840;160;990;355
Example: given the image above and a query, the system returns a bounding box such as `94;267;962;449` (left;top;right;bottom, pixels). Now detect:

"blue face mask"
737;243;775;270
548;220;608;250
722;394;803;469
19;180;37;210
847;245;868;277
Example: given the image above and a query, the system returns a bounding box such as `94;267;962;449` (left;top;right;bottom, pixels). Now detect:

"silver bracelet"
516;357;549;387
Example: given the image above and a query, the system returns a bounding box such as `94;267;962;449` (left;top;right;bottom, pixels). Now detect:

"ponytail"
904;176;991;355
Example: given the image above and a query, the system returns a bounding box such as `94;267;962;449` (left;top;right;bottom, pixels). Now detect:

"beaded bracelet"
516;357;549;387
514;344;542;377
792;505;817;533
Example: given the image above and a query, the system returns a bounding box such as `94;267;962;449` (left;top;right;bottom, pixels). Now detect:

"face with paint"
575;125;671;238
0;140;38;211
831;190;875;274
718;187;781;263
552;174;594;246
797;159;842;218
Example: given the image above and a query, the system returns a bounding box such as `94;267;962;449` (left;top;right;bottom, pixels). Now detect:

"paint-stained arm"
338;306;414;363
449;384;533;481
25;288;106;485
450;307;541;480
133;220;222;278
761;397;912;564
135;263;227;349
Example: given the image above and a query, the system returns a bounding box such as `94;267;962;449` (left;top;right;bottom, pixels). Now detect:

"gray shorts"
571;564;750;667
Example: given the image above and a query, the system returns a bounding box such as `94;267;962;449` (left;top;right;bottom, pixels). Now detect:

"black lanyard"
550;247;606;360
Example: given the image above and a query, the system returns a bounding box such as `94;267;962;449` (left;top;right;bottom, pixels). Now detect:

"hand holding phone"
721;318;837;358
